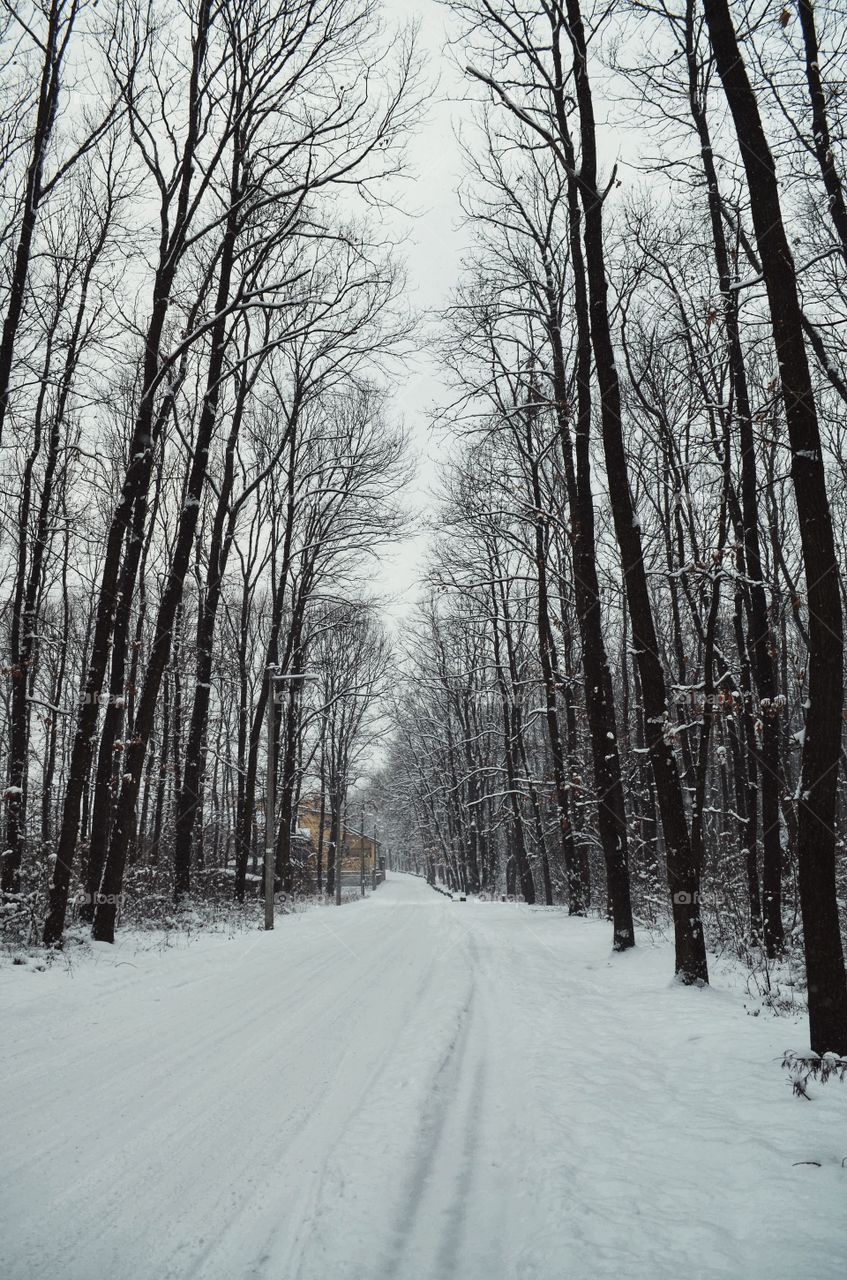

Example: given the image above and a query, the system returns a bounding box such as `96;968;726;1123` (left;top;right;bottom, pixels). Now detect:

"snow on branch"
782;1050;847;1098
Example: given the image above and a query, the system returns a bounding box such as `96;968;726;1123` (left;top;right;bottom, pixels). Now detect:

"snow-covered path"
2;873;845;1280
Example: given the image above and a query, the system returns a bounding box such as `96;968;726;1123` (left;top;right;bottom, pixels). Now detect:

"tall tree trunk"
542;251;634;946
93;175;242;941
521;385;588;913
82;473;159;914
488;568;536;904
0;0;69;450
684;0;782;952
562;0;708;981
703;0;847;1052
43;0;215;945
234;433;298;901
796;0;847;263
174;360;273;896
4;209;108;893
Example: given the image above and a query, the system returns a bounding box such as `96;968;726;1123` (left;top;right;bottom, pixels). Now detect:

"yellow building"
298;796;380;874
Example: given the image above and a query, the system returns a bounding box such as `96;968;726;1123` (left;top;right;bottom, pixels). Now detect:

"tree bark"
703;0;847;1052
684;0;783;952
562;0;708;981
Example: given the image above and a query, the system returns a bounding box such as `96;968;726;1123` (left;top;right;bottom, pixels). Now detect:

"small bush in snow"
782;1050;847;1098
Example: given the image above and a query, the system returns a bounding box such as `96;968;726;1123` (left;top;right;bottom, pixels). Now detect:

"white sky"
370;0;641;625
373;0;468;623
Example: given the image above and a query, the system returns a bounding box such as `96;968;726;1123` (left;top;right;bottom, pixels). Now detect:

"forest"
2;0;847;1071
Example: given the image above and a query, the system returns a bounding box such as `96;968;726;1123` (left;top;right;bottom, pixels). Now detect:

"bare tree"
703;0;847;1056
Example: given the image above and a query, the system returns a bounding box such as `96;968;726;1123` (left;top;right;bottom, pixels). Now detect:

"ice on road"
2;873;845;1280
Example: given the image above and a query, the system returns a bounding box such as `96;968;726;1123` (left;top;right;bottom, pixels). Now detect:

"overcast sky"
373;0;468;622
371;0;640;624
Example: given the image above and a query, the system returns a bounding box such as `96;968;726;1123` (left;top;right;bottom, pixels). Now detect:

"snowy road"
2;873;845;1280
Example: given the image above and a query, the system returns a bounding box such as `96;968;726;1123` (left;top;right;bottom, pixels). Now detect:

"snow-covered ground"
2;873;845;1280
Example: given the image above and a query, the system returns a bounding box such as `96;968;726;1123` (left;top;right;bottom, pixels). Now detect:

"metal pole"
264;669;276;931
